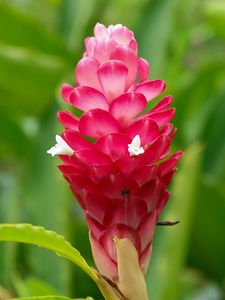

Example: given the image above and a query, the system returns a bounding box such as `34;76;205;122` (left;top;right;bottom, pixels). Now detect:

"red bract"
47;23;183;280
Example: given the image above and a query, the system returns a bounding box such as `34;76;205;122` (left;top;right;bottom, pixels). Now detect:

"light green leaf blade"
12;297;94;300
59;0;99;52
0;224;120;300
13;277;59;298
204;0;225;39
0;224;97;283
101;0;148;28
146;143;202;300
139;0;181;77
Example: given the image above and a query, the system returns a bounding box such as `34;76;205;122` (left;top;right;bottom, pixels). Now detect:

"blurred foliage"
0;0;224;299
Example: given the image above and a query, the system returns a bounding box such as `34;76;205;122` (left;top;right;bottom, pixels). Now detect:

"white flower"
47;135;74;157
128;135;145;157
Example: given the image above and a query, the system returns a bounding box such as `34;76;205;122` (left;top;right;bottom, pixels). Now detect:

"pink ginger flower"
47;23;183;280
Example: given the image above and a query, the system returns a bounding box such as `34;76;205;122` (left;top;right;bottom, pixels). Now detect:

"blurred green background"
0;0;225;299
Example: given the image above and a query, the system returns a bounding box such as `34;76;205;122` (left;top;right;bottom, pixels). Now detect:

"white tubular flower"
128;135;145;157
47;135;74;157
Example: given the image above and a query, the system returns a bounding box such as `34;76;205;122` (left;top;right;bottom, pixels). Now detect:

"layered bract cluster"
48;23;182;280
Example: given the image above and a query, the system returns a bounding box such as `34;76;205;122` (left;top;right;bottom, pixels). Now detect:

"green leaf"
0;224;120;300
146;143;202;300
0;2;68;56
101;0;148;28
189;179;225;281
22;115;71;293
204;0;225;40
174;59;225;146
59;0;99;52
0;110;31;157
0;43;69;115
202;89;225;182
139;0;181;77
13;277;59;297
0;169;21;287
0;224;97;282
11;297;94;300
